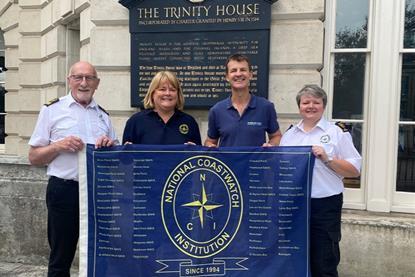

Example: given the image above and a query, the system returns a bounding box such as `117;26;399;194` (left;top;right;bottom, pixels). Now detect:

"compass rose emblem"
161;156;243;258
182;184;223;228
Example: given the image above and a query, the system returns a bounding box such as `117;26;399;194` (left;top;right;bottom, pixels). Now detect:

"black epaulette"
286;124;294;131
98;105;109;115
335;121;349;132
44;98;59;106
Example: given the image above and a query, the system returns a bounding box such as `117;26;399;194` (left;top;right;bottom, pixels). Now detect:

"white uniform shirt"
29;94;118;181
280;118;362;198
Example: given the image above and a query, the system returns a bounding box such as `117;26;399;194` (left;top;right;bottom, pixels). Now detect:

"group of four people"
28;54;361;277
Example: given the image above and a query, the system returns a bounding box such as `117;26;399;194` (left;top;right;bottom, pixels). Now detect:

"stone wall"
340;211;415;277
0;155;48;264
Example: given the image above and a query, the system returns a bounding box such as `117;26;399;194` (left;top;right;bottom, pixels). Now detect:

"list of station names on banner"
93;157;306;260
94;156;159;260
247;157;308;258
83;145;313;276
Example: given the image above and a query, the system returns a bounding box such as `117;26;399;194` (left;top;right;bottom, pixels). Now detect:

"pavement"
0;262;78;276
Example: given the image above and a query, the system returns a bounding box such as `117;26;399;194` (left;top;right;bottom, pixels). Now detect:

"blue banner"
79;145;314;277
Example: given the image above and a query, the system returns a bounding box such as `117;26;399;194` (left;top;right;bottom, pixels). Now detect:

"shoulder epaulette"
286;124;294;132
44;98;59;106
98;105;109;115
335;121;349;132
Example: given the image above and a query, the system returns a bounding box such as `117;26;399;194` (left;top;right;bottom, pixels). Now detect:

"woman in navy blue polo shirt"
122;70;201;145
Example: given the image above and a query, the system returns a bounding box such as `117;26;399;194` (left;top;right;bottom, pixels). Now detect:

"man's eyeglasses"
69;75;98;82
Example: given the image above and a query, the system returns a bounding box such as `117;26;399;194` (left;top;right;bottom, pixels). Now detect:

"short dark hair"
225;54;252;73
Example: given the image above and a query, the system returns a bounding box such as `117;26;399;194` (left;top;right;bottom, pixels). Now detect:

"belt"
50;175;79;184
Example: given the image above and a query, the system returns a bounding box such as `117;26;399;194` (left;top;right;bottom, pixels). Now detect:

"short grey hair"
296;84;327;108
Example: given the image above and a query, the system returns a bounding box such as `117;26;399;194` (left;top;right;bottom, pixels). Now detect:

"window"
326;0;415;212
0;30;6;145
397;0;415;193
66;19;80;92
326;0;370;191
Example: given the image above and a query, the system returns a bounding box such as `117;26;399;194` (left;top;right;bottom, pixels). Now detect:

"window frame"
323;0;372;210
0;30;6;152
325;0;415;213
392;0;415;212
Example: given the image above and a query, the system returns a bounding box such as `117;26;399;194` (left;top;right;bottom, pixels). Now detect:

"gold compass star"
182;184;222;228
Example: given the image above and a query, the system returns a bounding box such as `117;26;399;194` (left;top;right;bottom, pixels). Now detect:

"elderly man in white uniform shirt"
28;61;118;277
280;85;361;277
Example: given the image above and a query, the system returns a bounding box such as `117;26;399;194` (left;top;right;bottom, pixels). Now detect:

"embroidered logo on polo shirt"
320;134;330;143
179;124;189;134
247;121;262;126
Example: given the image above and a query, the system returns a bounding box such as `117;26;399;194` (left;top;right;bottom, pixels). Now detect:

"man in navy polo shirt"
204;54;282;147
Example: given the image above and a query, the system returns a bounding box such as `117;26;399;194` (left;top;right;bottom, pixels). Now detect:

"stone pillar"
0;1;21;155
88;0;135;137
269;0;325;131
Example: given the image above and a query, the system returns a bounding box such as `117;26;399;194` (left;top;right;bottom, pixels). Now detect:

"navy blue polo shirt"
122;109;201;145
207;94;279;146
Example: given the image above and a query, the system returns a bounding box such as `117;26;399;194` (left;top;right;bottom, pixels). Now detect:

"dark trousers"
46;176;79;277
310;193;343;277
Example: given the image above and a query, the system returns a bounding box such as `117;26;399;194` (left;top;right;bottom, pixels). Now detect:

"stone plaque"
119;0;277;108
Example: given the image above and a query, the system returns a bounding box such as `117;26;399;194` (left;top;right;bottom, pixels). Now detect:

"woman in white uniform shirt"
280;85;361;277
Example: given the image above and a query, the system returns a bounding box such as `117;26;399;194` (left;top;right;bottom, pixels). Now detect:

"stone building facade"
0;0;326;158
0;0;414;275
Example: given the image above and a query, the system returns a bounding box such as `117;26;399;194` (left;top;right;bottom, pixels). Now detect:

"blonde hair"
143;71;185;110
